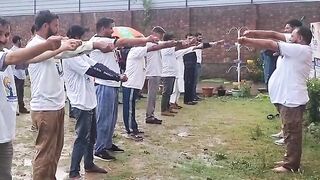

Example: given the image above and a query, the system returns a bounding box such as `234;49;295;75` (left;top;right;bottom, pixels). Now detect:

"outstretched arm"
86;63;127;82
243;30;287;42
3;36;63;66
115;35;159;48
238;37;278;51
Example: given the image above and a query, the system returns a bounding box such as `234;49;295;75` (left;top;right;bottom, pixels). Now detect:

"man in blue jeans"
63;25;128;178
90;18;160;161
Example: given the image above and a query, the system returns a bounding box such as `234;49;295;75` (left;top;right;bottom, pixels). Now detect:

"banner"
310;22;320;78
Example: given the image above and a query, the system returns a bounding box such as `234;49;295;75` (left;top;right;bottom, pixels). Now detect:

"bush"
306;78;320;124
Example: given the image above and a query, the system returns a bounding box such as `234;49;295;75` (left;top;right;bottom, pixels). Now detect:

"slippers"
267;113;279;120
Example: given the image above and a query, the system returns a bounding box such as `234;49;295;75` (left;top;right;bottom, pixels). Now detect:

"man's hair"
286;19;303;28
12;35;21;44
185;33;193;38
194;32;202;37
296;26;312;45
152;26;166;34
163;32;175;41
0;17;10;27
34;10;59;31
31;24;36;35
67;25;87;39
96;18;114;32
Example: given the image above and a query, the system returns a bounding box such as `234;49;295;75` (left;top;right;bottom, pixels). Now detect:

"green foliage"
247;56;264;82
239;82;251;97
306;78;320;124
142;0;152;28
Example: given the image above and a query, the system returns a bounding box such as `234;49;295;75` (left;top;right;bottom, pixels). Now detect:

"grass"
13;94;320;180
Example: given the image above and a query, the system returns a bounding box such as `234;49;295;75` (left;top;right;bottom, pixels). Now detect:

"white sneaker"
271;131;283;139
274;138;285;146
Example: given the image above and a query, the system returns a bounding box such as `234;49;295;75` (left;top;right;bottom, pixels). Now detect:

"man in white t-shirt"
240;26;313;173
64;25;130;179
90;18;158;161
27;11;114;179
10;36;30;114
0;17;64;180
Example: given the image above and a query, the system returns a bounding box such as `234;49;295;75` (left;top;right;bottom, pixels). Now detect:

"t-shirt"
194;49;203;64
27;35;65;111
89;36;120;87
175;47;194;78
63;54;97;111
0;51;17;143
276;33;292;68
268;42;312;107
122;46;148;90
146;42;162;77
161;47;177;77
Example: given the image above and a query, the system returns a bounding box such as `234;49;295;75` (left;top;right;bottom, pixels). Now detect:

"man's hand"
243;30;257;38
60;39;82;51
237;37;247;45
146;35;159;44
46;36;63;50
119;74;128;82
210;40;225;47
93;41;115;53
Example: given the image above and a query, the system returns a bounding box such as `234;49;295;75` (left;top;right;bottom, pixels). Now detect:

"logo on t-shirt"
55;60;64;77
3;76;17;102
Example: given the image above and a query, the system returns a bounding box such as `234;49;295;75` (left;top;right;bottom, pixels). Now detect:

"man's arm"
27;38;83;63
4;36;62;66
243;30;287;42
147;41;177;52
115;35;159;48
238;37;279;51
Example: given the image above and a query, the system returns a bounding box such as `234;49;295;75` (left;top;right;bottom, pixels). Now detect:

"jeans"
193;63;201;99
0;142;13;180
183;52;197;103
123;87;139;133
260;50;278;85
14;76;25;109
95;85;119;154
161;77;175;112
69;108;96;177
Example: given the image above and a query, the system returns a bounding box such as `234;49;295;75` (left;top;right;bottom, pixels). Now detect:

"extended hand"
146;35;159;44
242;30;256;38
61;39;82;51
46;36;63;50
119;74;128;82
237;37;247;45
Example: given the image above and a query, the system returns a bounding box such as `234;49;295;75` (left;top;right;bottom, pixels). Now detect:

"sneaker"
69;174;82;179
94;151;116;161
146;118;162;124
194;97;203;101
272;166;291;173
126;133;143;141
271;131;283;139
161;111;175;117
274;138;285;146
184;101;198;105
169;109;178;114
85;164;107;174
108;144;124;152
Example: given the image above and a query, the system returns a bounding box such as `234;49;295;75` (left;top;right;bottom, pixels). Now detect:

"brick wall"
5;1;320;80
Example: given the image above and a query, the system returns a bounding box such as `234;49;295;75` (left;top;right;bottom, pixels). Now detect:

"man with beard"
240;26;312;173
0;17;70;180
27;11;115;179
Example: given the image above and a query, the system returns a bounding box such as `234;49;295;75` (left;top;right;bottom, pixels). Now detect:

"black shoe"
94;151;116;161
145;118;162;124
19;107;30;114
108;144;124;152
193;97;203;101
184;101;198;105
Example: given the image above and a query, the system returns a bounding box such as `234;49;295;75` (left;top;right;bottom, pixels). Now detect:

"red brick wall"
5;1;320;79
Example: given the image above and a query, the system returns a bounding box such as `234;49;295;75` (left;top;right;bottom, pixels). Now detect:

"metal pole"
34;0;36;14
186;0;188;8
79;0;81;12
